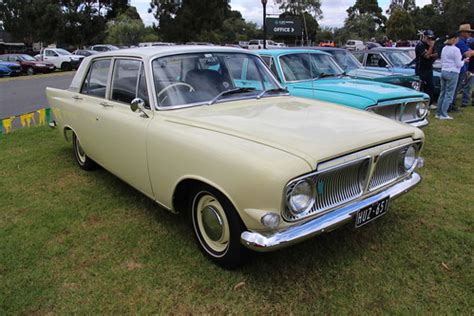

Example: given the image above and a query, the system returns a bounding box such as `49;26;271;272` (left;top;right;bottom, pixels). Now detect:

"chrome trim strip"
241;172;422;252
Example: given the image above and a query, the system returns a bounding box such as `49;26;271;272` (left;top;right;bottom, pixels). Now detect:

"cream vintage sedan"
47;46;424;268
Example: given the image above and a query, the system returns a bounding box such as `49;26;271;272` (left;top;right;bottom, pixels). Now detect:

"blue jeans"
438;71;459;117
462;73;473;105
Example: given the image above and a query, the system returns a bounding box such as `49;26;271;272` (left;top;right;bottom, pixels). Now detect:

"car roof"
255;48;332;56
90;45;255;60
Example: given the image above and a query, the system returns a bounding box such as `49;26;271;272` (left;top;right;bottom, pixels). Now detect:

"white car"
39;48;84;70
248;40;279;50
344;40;365;51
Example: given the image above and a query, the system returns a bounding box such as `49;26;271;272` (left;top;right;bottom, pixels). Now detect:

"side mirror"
130;98;149;117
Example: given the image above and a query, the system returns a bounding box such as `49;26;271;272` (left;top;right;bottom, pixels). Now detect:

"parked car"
46;46;425;268
352;48;441;99
257;49;429;127
365;42;382;49
73;49;98;57
0;60;22;77
248;39;279;50
37;48;84;70
319;40;336;47
90;44;119;52
344;40;365;51
314;47;421;91
0;53;55;75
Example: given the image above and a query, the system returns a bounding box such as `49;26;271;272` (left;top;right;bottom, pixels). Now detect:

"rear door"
73;58;113;161
94;58;153;197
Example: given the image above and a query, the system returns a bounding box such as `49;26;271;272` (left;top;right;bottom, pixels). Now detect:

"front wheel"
26;67;35;75
72;132;97;171
190;185;248;269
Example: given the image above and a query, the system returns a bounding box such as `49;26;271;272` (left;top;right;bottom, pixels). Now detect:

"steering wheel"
157;82;195;105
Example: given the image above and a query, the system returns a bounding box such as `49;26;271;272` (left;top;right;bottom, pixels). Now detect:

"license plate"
355;196;390;228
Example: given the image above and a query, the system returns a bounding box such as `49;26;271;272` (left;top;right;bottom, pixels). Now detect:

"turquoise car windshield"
279;53;344;82
152;52;281;108
383;51;412;67
330;51;362;72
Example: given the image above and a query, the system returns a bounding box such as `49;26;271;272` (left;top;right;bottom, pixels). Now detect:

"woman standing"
437;32;469;120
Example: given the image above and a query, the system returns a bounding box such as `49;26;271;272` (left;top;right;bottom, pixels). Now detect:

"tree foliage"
386;7;415;40
105;12;146;46
346;0;387;34
274;0;322;19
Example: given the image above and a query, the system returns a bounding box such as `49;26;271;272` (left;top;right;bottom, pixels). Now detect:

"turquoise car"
256;49;430;128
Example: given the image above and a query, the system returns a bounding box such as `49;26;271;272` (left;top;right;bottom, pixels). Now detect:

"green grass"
1;108;473;314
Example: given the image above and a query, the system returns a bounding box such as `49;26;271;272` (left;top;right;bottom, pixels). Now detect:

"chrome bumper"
409;118;429;128
241;172;422;252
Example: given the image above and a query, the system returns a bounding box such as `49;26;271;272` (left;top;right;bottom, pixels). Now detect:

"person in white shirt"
437;32;470;119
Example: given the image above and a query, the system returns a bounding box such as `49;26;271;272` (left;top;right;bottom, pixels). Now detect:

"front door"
95;58;153;197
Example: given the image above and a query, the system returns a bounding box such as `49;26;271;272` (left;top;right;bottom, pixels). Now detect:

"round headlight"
403;146;417;171
411;81;421;91
288;179;315;214
416;102;428;118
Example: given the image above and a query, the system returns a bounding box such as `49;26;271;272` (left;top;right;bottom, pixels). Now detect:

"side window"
260;56;280;80
261;56;271;66
45;50;56;57
352;52;364;64
81;59;111;98
110;59;149;108
111;59;142;105
367;54;387;67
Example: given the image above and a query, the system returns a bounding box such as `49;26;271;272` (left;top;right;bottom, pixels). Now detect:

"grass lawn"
1;108;473;314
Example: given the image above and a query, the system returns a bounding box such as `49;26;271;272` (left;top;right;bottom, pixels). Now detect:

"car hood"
290;78;426;104
162;96;422;168
0;62;20;67
348;67;418;81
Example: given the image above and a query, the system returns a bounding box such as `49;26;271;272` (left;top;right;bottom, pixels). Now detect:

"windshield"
19;54;36;61
279;53;344;82
152;52;282;108
403;49;415;59
330;50;362;72
55;49;72;56
383;51;412;67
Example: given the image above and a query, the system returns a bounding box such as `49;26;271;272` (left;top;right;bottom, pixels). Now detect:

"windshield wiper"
314;72;336;79
256;87;289;99
208;87;256;105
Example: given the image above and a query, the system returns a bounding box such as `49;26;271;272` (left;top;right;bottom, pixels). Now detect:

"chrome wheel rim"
193;192;229;256
27;68;34;75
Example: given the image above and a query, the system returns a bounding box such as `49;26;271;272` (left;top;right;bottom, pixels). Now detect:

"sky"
130;0;433;28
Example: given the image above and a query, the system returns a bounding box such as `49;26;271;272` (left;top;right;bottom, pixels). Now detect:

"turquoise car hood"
348;68;418;82
288;78;427;110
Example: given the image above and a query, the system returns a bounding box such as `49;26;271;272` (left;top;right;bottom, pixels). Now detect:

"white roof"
93;45;254;60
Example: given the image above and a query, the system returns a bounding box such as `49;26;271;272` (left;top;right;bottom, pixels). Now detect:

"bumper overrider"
409;118;429;128
241;172;422;252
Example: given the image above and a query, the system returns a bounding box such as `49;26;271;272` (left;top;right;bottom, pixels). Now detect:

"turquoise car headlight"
411;81;421;91
416;102;428;118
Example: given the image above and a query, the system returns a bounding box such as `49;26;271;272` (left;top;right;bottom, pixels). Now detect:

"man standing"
461;39;474;107
450;24;474;111
415;30;438;107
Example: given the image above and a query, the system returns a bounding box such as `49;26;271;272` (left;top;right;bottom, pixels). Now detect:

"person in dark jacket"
415;30;438;104
461;39;474;106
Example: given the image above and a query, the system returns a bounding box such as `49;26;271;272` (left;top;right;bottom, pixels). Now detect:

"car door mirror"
130;98;149;117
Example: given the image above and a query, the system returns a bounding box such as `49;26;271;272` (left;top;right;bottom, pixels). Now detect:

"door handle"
72;95;82;100
100;101;113;107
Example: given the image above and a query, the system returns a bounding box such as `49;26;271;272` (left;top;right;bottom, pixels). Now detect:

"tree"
386;7;415;40
274;0;322;19
149;0;233;43
0;0;133;46
106;13;146;46
346;0;387;33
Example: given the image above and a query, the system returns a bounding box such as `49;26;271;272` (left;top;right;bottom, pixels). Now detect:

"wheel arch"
172;176;242;222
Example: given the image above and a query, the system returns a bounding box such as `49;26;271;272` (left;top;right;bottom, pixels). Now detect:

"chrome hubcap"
201;206;223;241
194;193;230;255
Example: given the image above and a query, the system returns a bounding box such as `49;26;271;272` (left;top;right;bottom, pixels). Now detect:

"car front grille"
368;146;408;191
370;101;425;124
284;157;370;221
284;141;421;222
